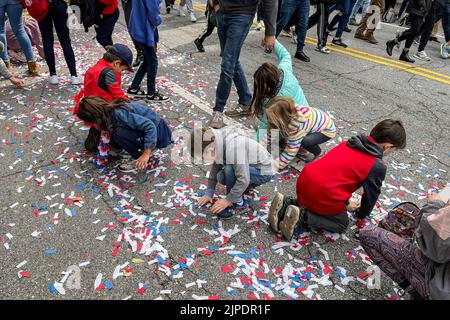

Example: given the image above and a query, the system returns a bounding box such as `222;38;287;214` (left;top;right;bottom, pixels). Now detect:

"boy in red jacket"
269;119;406;239
79;43;134;152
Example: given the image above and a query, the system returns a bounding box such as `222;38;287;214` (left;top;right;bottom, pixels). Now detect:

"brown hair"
103;51;128;67
250;63;281;118
77;96;128;131
189;127;215;160
370;119;407;149
265;97;297;134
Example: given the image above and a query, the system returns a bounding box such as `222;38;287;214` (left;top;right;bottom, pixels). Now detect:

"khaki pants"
356;0;385;34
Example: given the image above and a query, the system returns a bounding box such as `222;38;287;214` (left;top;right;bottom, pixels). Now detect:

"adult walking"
328;0;358;47
307;0;335;54
439;0;450;58
0;0;40;75
276;0;311;62
94;0;120;49
121;0;144;67
209;0;278;129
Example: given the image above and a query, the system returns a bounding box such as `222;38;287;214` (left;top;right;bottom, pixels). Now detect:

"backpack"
380;202;422;239
21;0;49;22
69;0;101;32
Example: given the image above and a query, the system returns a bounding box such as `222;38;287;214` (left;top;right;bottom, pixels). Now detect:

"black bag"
70;0;102;32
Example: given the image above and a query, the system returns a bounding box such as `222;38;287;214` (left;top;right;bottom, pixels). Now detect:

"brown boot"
365;30;379;44
354;30;367;40
27;61;40;76
355;14;369;39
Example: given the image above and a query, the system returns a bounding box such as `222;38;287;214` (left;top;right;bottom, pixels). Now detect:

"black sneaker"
332;38;348;48
194;38;205;52
127;88;147;98
132;54;144;68
294;51;310;62
166;5;171;13
146;91;170;102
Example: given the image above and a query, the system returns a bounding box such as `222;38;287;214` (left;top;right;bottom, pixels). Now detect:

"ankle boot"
27;61;40;76
365;30;378;44
399;49;415;63
386;39;398;56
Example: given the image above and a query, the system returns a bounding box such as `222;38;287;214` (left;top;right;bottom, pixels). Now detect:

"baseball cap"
108;44;134;72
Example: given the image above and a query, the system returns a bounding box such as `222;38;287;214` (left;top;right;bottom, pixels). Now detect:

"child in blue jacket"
76;96;172;172
127;0;169;102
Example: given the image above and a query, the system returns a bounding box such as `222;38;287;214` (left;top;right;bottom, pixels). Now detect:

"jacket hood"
347;134;383;159
210;126;240;164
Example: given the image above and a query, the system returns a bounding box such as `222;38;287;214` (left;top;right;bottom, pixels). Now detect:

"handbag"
380;202;422;238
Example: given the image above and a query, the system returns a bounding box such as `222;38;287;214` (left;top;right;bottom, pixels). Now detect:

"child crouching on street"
192;126;275;220
75;96;172;172
268;119;406;239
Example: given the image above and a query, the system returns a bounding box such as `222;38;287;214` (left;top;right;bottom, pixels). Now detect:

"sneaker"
209;111;225;129
217;208;233;220
294;51;310;62
234;199;249;211
316;46;331;54
48;75;59;85
133;54;144;68
194;38;205;52
224;103;251;117
441;43;449;59
127;88;147;98
166;5;171;14
269;192;287;233
178;6;186;17
296;149;316;162
413;51;431;61
190;12;197;22
71;75;83;85
146;91;170;102
429;36;440;43
332;38;348;48
118;159;136;173
279;205;300;241
344;26;352;33
348;17;357;26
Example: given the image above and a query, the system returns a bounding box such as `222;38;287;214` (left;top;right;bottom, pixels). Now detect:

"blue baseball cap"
108;44;134;72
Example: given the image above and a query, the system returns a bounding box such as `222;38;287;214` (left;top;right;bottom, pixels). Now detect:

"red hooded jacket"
98;0;119;16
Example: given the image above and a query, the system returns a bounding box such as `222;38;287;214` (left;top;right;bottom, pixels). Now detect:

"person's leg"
5;2;35;62
247;167;273;191
111;127;145;159
0;3;8;61
399;0;409;17
304;210;349;233
38;11;57;76
295;0;311;53
96;8;120;48
122;0;143;54
418;9;436;52
308;5;321;29
316;2;326;46
350;0;362;20
276;0;295;37
361;0;370;16
185;0;194;14
335;0;355;39
442;2;450;42
359;226;430;298
145;45;158;97
213;13;253;113
52;0;77;76
130;44;148;90
402;14;425;49
198;18;216;43
300;132;331;156
222;164;239;201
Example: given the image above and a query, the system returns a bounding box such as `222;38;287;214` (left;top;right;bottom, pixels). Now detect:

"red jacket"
84;59;127;102
98;0;119;16
297;135;387;218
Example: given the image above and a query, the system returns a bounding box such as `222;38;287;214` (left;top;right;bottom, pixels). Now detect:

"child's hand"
198;195;213;207
135;153;151;170
347;201;360;212
211;198;232;214
10;76;25;88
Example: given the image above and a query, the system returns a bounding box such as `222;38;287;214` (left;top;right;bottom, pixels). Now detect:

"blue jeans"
350;0;370;20
329;0;358;38
214;12;253;112
276;0;310;53
131;42;158;96
0;0;35;61
441;2;450;42
217;165;273;203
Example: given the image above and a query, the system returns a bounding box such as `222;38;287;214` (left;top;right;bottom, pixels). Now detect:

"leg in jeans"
304;210;349;233
52;0;77;76
276;0;296;37
350;0;362;20
95;8;120;48
122;0;143;54
130;44;158;96
296;0;311;53
246;167;273;192
300;132;331;156
214;13;253;112
441;2;450;42
359;226;430;298
5;2;35;62
111;127;145;159
0;2;8;61
38;12;57;75
335;0;357;39
217;164;240;202
398;14;425;49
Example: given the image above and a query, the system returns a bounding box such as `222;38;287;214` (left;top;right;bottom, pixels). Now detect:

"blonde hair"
265;97;297;134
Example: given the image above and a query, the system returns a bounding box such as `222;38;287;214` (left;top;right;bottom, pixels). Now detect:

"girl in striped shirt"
266;97;336;170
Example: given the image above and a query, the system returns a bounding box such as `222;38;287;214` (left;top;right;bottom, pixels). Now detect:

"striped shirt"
276;105;336;170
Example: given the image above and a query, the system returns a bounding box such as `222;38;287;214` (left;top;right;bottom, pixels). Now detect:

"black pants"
95;8;120;49
122;0;143;56
418;5;440;52
301;132;331;156
38;0;77;76
398;13;426;49
308;2;330;47
197;11;216;43
399;0;409;17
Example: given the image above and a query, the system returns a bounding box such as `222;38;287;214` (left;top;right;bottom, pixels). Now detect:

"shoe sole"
224;111;251;117
279;206;300;241
269;192;284;233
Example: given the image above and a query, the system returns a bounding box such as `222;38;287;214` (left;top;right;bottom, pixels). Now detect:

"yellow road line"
188;4;450;85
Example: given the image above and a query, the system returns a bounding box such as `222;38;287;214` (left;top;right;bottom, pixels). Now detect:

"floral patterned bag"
380;202;421;239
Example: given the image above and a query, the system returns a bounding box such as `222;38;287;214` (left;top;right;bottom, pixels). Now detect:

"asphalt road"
0;2;449;301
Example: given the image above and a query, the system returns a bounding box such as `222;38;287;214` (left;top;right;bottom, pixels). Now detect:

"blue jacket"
109;102;161;150
128;0;162;47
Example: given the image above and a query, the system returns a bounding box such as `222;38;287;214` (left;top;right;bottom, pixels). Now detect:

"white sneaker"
178;6;186;17
71;75;83;85
190;12;197;22
441;43;449;59
48;75;59;85
413;51;431;61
